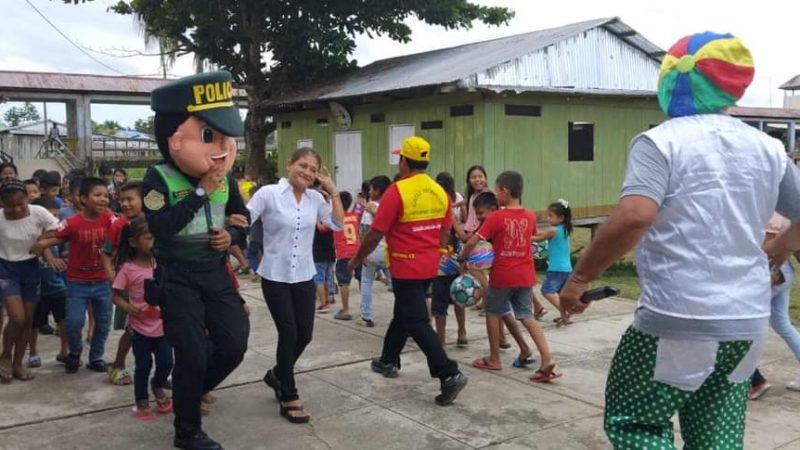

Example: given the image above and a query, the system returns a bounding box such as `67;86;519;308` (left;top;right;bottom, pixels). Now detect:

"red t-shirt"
371;173;452;280
55;211;116;282
477;208;537;288
334;212;361;260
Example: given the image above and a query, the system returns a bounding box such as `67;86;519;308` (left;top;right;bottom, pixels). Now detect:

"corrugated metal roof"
728;106;800;120
780;75;800;90
268;17;664;107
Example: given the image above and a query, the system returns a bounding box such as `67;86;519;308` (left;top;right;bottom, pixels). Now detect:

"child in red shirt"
332;192;360;321
461;171;559;382
36;177;117;374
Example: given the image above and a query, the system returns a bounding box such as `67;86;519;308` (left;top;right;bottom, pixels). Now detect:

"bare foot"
202;392;217;404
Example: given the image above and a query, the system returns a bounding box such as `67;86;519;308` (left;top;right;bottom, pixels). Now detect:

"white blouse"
0;205;59;261
247;178;340;283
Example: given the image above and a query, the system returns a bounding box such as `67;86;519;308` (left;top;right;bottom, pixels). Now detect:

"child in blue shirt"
533;199;573;327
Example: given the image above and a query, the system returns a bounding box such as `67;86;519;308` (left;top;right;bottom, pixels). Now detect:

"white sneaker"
787;376;800;392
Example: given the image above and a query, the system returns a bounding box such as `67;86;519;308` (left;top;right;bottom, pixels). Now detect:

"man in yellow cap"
348;136;467;406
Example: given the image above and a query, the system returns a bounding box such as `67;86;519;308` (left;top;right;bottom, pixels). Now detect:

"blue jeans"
770;262;800;360
66;280;112;363
360;256;387;320
130;330;174;403
246;240;262;271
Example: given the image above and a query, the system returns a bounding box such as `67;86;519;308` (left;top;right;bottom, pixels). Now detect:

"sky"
1;0;797;129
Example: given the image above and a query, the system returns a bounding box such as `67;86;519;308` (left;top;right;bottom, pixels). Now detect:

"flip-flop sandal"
472;357;502;371
530;369;562;383
280;403;311;424
534;309;548;320
555;318;574;327
333;311;353;320
512;357;536;368
456;338;469;348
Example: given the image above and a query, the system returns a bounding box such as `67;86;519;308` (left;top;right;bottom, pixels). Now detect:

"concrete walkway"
2;279;800;449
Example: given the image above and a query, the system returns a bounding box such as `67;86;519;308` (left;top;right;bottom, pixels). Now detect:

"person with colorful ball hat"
560;32;800;449
348;136;468;406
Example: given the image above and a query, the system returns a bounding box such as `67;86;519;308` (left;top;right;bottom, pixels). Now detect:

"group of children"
0;163;173;421
306;163;576;383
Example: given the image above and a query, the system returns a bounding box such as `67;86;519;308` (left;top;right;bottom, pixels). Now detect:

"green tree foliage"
3;102;41;127
63;0;513;177
133;116;155;135
91;119;123;135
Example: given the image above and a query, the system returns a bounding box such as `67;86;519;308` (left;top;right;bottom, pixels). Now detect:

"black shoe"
370;358;399;378
39;323;54;335
65;355;80;374
174;430;223;450
263;369;281;400
86;360;107;373
436;372;468;406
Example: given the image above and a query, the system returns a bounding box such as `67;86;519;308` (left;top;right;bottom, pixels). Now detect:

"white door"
334;132;362;198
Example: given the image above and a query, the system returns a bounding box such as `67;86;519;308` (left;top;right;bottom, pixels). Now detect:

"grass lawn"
566;228;800;324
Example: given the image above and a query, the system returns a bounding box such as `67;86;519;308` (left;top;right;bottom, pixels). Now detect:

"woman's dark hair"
114;168;127;179
464;165;488;215
290;147;322;168
473;191;498;210
435;172;456;201
23;178;39;187
1;162;18;177
98;164;113;176
548;199;573;236
340;191;353;210
369;175;391;197
79;177;108;197
115;217;149;268
0;179;26;199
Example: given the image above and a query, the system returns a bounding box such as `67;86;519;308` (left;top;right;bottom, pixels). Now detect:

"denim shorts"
335;259;353;286
431;275;458;317
541;271;571;294
485;287;534;319
0;258;41;303
314;262;335;285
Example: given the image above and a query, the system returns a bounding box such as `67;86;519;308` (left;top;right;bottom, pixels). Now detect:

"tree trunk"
244;106;268;179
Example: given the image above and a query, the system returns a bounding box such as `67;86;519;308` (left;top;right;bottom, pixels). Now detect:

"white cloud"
1;0;796;127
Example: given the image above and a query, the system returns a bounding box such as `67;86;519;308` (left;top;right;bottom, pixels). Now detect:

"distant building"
780;75;800;109
267;17;666;221
0;119;69;160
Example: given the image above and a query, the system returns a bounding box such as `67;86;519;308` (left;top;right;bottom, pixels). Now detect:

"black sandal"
280;403;310;424
263;369;281;401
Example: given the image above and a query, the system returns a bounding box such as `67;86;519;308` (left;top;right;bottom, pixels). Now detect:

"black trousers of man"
160;259;250;436
380;278;459;378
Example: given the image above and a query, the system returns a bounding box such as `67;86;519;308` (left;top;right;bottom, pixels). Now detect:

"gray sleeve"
620;135;670;205
776;162;800;221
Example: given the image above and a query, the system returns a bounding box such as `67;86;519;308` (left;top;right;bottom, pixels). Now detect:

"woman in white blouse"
247;148;344;423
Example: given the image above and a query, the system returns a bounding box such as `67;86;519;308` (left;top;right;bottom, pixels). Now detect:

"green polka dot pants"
604;327;752;450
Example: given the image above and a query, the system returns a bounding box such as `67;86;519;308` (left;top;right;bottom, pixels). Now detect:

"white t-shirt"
0;205;60;261
453;192;464;223
360;201;385;262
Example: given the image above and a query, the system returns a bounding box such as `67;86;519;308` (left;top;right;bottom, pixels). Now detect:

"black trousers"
160;260;250;436
380;278;459;379
261;278;316;402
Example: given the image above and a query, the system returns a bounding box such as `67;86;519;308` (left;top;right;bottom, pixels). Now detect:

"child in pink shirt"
112;218;173;421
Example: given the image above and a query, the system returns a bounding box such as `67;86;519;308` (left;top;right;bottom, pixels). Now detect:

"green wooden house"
266;17;667;222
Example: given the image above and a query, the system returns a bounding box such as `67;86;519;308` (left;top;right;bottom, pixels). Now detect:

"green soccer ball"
450;274;482;308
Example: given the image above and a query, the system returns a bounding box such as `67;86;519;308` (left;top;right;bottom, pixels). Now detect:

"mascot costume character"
142;71;250;450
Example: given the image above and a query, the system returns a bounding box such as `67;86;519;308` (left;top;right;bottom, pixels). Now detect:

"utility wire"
23;0;128;75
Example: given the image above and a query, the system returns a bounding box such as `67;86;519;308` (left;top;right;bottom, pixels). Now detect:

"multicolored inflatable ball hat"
658;32;754;118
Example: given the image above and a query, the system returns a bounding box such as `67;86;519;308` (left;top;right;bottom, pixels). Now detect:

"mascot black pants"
158;259;250;435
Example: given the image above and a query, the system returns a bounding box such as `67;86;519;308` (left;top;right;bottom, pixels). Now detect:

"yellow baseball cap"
392;136;431;162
